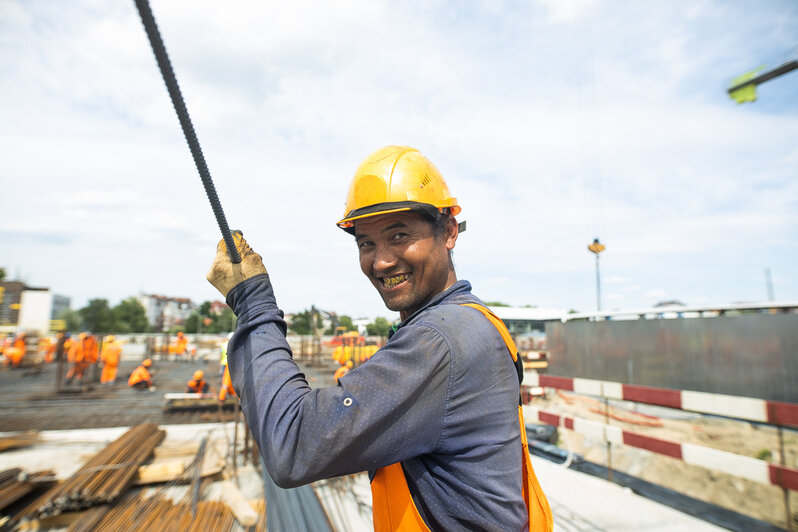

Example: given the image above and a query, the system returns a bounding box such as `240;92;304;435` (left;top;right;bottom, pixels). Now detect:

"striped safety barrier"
523;373;798;429
523;405;798;492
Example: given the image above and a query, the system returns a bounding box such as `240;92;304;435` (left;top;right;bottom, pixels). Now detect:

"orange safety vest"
371;303;553;532
128;365;152;386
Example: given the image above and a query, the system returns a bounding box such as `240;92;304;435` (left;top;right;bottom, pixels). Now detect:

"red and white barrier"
524;373;798;428
523;405;798;492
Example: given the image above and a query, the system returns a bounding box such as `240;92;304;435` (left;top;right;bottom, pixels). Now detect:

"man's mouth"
381;273;410;289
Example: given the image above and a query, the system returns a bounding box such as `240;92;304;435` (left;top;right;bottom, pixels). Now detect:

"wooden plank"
218;480;259;527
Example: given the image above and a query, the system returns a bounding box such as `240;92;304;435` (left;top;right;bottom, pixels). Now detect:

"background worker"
128;358;155;391
3;333;25;368
218;364;236;402
186;370;209;393
64;332;86;385
207;146;551;531
172;331;189;360
100;335;122;384
333;359;353;384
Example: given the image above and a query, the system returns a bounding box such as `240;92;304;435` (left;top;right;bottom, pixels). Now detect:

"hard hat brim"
336;200;460;234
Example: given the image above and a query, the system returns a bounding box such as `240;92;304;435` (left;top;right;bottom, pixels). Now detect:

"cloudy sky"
2;0;796;321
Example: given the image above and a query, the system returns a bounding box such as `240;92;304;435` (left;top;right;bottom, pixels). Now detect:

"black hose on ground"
133;0;241;263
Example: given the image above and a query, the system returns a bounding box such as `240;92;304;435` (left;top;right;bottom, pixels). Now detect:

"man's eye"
357;241;373;250
391;233;408;241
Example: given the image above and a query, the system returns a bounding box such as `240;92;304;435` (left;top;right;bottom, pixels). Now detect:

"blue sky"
1;0;797;320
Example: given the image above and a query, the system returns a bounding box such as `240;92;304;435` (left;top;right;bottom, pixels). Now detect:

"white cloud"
1;0;797;317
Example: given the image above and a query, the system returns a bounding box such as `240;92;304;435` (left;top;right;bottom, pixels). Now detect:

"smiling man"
207;146;551;531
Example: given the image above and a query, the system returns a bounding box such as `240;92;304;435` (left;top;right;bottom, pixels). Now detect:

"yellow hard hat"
105;335;115;343
345;360;354;368
142;358;152;368
336;146;460;234
193;370;204;380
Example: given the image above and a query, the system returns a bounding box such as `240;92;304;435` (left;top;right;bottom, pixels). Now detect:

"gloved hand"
206;230;267;297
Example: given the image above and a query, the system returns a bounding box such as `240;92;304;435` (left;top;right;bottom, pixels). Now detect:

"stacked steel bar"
0;431;39;452
67;495;236;532
0;468;55;512
20;423;165;519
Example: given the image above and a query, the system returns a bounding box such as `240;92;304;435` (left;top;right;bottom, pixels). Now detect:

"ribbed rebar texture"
0;468;55;512
67;494;237;532
19;423;165;520
133;0;240;264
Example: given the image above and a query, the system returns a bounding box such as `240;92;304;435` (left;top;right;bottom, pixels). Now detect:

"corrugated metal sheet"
545;314;798;403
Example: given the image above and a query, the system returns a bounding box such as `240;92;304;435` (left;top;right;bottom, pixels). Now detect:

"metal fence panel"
546;314;798;403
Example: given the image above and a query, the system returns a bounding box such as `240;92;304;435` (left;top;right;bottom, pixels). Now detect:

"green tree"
184;312;200;333
0;267;5;281
483;301;510;307
366;317;392;337
215;307;236;332
326;314;356;334
79;299;115;332
112;298;148;332
57;308;82;331
289;309;314;335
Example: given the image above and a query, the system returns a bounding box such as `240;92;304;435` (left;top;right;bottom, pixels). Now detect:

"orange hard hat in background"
193;370;204;380
142;358;152;368
336;145;460;234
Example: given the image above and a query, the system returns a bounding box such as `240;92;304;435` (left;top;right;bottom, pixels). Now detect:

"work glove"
206;230;267;297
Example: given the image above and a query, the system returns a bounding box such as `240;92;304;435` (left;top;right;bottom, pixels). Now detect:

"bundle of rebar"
67;495;236;532
0;468;55;512
0;431;39;452
20;423;165;519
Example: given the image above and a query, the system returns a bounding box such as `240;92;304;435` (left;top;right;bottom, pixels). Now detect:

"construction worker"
186;370;209;393
3;333;25;368
41;336;56;363
100;335;122;384
65;332;86;384
207;146;552;531
128;358;155;391
218;364;236;402
333;360;353;384
172;331;189;360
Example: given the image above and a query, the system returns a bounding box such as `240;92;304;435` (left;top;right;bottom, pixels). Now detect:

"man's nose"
373;243;398;271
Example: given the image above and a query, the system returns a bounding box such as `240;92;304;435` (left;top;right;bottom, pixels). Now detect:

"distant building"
137;293;196;332
51;294;71;319
0;281;58;335
209;301;228;316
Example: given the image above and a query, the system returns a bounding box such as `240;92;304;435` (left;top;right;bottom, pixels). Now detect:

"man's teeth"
383;274;408;288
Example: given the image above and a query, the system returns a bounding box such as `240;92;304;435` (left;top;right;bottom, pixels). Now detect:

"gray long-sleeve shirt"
226;275;527;531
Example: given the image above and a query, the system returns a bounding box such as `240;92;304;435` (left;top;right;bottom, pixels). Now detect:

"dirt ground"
0;354;340;431
534;391;798;529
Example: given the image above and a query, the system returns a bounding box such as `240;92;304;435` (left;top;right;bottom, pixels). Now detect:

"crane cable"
133;0;241;264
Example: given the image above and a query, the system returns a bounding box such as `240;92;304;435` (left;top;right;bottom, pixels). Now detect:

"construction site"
3;1;798;531
1;308;797;531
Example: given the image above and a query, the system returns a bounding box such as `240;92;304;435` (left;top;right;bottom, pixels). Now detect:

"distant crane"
728;48;798;103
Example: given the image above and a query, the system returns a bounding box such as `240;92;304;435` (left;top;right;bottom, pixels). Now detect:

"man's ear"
445;217;459;251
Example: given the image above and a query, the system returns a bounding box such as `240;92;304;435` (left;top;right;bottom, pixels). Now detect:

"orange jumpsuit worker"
100;335;122;384
128;359;155;390
172;331;189;360
186;370;209;393
218;365;236;401
83;333;99;367
65;332;86;383
3;334;25;367
333;360;353;384
42;336;56;363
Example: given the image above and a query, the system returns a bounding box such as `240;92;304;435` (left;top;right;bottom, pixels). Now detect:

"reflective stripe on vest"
370;303;553;532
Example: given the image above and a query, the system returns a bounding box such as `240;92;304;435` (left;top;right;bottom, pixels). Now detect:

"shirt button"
343;397;353;407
